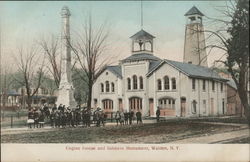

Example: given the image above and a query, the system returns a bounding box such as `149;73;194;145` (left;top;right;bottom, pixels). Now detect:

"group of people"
114;110;142;125
27;103;160;129
27;104;106;129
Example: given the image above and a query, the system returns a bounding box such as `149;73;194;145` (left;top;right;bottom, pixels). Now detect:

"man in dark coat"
58;104;63;112
156;107;161;122
124;111;129;125
136;111;142;124
129;110;134;125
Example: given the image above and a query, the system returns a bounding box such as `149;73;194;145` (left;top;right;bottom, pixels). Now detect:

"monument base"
56;82;77;108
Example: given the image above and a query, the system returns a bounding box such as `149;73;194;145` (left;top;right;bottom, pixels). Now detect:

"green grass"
1;121;243;143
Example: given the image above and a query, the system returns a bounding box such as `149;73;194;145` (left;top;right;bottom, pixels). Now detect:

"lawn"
1;120;243;143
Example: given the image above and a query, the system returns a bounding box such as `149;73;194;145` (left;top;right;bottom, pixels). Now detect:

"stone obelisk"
56;6;76;108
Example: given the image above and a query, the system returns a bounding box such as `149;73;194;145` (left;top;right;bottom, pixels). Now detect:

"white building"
92;6;228;117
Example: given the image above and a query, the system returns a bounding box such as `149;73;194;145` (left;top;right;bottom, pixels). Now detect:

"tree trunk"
87;79;93;111
236;63;250;124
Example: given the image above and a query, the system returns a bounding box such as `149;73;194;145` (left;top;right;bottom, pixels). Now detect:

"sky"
0;1;229;71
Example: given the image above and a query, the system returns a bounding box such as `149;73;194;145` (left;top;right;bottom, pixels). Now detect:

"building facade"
92;6;228;117
0;87;57;110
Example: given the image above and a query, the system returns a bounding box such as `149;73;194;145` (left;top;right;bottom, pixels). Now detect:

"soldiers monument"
56;6;76;107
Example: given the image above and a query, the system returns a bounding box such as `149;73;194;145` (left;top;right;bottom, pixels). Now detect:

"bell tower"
183;6;208;67
130;29;155;55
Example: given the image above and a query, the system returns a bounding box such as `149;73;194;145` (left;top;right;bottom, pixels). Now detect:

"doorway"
180;97;186;117
149;98;154;116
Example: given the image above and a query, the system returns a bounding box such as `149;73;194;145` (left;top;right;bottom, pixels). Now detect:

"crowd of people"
27;104;106;129
27;104;145;129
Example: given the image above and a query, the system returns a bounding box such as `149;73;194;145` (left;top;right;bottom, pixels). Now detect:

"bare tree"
68;15;113;110
198;0;249;122
12;45;45;109
39;35;61;88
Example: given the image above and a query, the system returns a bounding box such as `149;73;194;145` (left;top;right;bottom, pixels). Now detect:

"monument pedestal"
56;83;76;108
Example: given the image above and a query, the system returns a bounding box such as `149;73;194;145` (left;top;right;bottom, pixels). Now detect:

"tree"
39;35;61;88
226;0;249;122
204;0;249;122
13;45;46;109
72;67;88;105
68;15;111;110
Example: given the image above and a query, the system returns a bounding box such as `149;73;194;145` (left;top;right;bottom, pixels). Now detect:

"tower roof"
184;6;204;16
130;29;155;39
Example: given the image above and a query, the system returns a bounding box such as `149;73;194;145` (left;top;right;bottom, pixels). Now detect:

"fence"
1;111;28;128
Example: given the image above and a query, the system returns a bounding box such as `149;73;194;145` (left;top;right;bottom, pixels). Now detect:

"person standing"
27;108;34;129
136;111;142;124
120;111;125;125
156;107;160;122
115;110;121;126
129;110;134;125
124;110;129;125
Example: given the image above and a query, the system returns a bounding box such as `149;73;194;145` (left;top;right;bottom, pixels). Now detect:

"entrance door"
118;99;123;111
210;98;214;115
149;99;154;116
180;97;186;117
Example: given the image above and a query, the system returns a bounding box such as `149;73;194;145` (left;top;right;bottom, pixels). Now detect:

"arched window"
192;100;197;114
172;78;176;90
102;99;113;110
111;82;115;92
129;97;142;110
133;75;137;89
105;81;110;92
127;78;131;90
101;83;104;92
139;76;143;89
157;79;162;90
164;76;170;90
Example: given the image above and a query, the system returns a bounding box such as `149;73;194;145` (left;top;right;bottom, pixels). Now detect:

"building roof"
7;90;20;96
148;60;162;73
106;65;122;78
227;79;237;89
184;6;204;16
122;53;161;63
147;59;227;81
130;29;155;39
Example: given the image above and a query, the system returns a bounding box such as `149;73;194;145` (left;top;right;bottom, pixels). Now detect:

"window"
133;75;137;89
203;100;206;114
139;76;143;89
102;99;113;110
111;82;115;92
192;100;197;114
172;78;176;90
192;78;196;90
212;81;215;91
158;98;175;109
222;99;225;114
129;97;142;110
94;99;97;106
157;79;162;90
127;78;131;90
221;83;223;92
101;83;104;92
105;81;110;92
164;76;170;90
202;79;206;91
